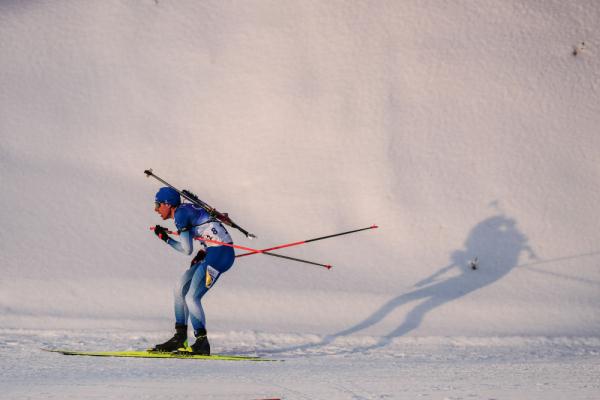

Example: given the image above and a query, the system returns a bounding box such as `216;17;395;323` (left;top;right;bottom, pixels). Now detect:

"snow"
2;329;600;400
1;0;599;398
2;330;600;400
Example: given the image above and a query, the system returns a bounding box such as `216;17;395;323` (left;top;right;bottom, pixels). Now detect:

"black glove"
153;225;171;243
190;249;206;267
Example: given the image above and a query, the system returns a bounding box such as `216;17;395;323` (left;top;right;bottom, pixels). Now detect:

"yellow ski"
42;348;276;362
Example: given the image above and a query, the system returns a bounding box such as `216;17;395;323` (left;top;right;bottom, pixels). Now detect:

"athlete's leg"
151;265;199;352
174;263;199;326
184;246;235;334
185;263;210;334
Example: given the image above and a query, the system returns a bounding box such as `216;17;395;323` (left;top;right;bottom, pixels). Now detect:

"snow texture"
1;0;599;398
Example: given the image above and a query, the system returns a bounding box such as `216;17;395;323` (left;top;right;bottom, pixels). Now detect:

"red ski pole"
236;225;379;258
150;227;332;269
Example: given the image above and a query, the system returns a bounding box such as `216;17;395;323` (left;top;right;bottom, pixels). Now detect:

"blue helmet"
155;187;181;207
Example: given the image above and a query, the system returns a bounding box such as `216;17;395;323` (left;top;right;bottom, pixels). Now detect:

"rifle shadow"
266;213;534;355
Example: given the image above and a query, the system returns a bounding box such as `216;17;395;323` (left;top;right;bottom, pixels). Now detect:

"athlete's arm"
166;230;194;255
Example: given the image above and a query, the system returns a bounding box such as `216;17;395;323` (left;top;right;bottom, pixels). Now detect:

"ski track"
0;329;599;399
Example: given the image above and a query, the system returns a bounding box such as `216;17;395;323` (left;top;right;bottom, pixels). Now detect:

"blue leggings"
174;246;234;335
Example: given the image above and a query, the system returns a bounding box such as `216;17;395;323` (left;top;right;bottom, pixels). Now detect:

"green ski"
41;348;276;362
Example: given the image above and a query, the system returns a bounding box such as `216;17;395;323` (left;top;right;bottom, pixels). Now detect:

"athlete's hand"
190;249;206;267
153;225;171;243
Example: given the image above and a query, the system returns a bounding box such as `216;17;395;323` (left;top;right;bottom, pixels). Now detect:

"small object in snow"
469;257;479;270
573;42;586;56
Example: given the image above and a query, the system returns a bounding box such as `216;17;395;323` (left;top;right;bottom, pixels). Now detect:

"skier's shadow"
269;213;535;355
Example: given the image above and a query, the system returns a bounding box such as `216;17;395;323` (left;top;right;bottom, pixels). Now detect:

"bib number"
199;222;232;247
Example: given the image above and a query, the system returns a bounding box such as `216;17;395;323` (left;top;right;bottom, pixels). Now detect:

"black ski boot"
188;329;210;355
150;324;188;353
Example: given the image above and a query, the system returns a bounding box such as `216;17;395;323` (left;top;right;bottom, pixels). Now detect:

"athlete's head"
154;187;181;220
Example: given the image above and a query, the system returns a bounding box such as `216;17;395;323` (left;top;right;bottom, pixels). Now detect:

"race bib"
198;222;232;247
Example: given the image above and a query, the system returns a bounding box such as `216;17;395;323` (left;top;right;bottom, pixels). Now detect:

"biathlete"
150;187;235;355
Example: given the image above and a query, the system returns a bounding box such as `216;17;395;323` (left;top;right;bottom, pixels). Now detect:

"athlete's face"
155;202;174;220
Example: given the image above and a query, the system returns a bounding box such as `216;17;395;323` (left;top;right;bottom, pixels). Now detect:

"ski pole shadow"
266;212;535;356
518;252;600;286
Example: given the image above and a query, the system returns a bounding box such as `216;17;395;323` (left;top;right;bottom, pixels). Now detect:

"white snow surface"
1;1;599;399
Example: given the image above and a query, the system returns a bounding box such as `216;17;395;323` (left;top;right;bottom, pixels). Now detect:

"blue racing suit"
163;203;234;336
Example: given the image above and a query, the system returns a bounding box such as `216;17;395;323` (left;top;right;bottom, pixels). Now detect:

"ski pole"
150;228;332;269
236;225;379;258
196;237;332;269
144;169;256;239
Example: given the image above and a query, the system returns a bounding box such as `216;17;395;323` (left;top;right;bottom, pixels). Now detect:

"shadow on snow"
268;212;538;355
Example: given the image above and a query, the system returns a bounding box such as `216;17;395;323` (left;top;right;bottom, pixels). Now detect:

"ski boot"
176;329;210;355
150;324;188;353
190;329;211;355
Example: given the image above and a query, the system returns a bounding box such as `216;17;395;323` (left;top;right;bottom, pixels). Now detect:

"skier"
150;186;235;355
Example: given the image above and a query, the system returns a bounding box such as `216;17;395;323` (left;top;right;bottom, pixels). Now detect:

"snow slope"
1;1;599;398
1;329;599;400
